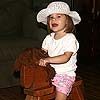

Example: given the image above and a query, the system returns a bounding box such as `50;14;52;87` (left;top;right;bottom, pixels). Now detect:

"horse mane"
14;48;56;90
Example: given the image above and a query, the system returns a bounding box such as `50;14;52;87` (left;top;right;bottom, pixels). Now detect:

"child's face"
48;13;68;33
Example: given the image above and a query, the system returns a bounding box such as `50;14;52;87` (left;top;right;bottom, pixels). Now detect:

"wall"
0;0;47;88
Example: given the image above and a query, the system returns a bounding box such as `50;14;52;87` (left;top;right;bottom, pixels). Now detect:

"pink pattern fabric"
52;74;75;96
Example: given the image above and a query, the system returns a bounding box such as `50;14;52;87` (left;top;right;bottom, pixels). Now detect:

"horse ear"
39;49;48;58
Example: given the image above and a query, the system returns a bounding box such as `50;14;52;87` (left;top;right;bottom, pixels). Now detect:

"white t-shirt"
42;32;79;76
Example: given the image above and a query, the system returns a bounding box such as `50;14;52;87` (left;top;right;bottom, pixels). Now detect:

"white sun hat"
37;1;81;25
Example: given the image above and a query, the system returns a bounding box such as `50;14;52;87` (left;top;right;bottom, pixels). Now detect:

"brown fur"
14;48;56;90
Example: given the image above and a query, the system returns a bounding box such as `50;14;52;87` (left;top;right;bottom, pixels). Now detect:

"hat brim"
37;9;81;25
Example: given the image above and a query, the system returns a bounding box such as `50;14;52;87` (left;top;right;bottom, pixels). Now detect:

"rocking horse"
14;48;56;91
14;48;85;100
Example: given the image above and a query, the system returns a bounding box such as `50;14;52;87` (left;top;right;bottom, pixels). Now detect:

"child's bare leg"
55;91;67;100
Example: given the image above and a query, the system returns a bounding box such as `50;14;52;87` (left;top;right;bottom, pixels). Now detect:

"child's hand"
39;58;48;67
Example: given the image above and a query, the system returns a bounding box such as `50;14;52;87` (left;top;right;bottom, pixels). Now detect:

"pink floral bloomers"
52;74;75;96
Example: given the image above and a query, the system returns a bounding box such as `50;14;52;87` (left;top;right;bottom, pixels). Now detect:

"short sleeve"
63;34;79;54
42;35;50;50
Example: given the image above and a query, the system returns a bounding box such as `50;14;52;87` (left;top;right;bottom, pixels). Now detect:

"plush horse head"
14;48;56;90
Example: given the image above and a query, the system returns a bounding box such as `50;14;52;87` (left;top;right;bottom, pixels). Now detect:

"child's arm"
39;52;73;66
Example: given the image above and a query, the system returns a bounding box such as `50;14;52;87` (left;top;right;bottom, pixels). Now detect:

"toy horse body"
14;48;56;90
